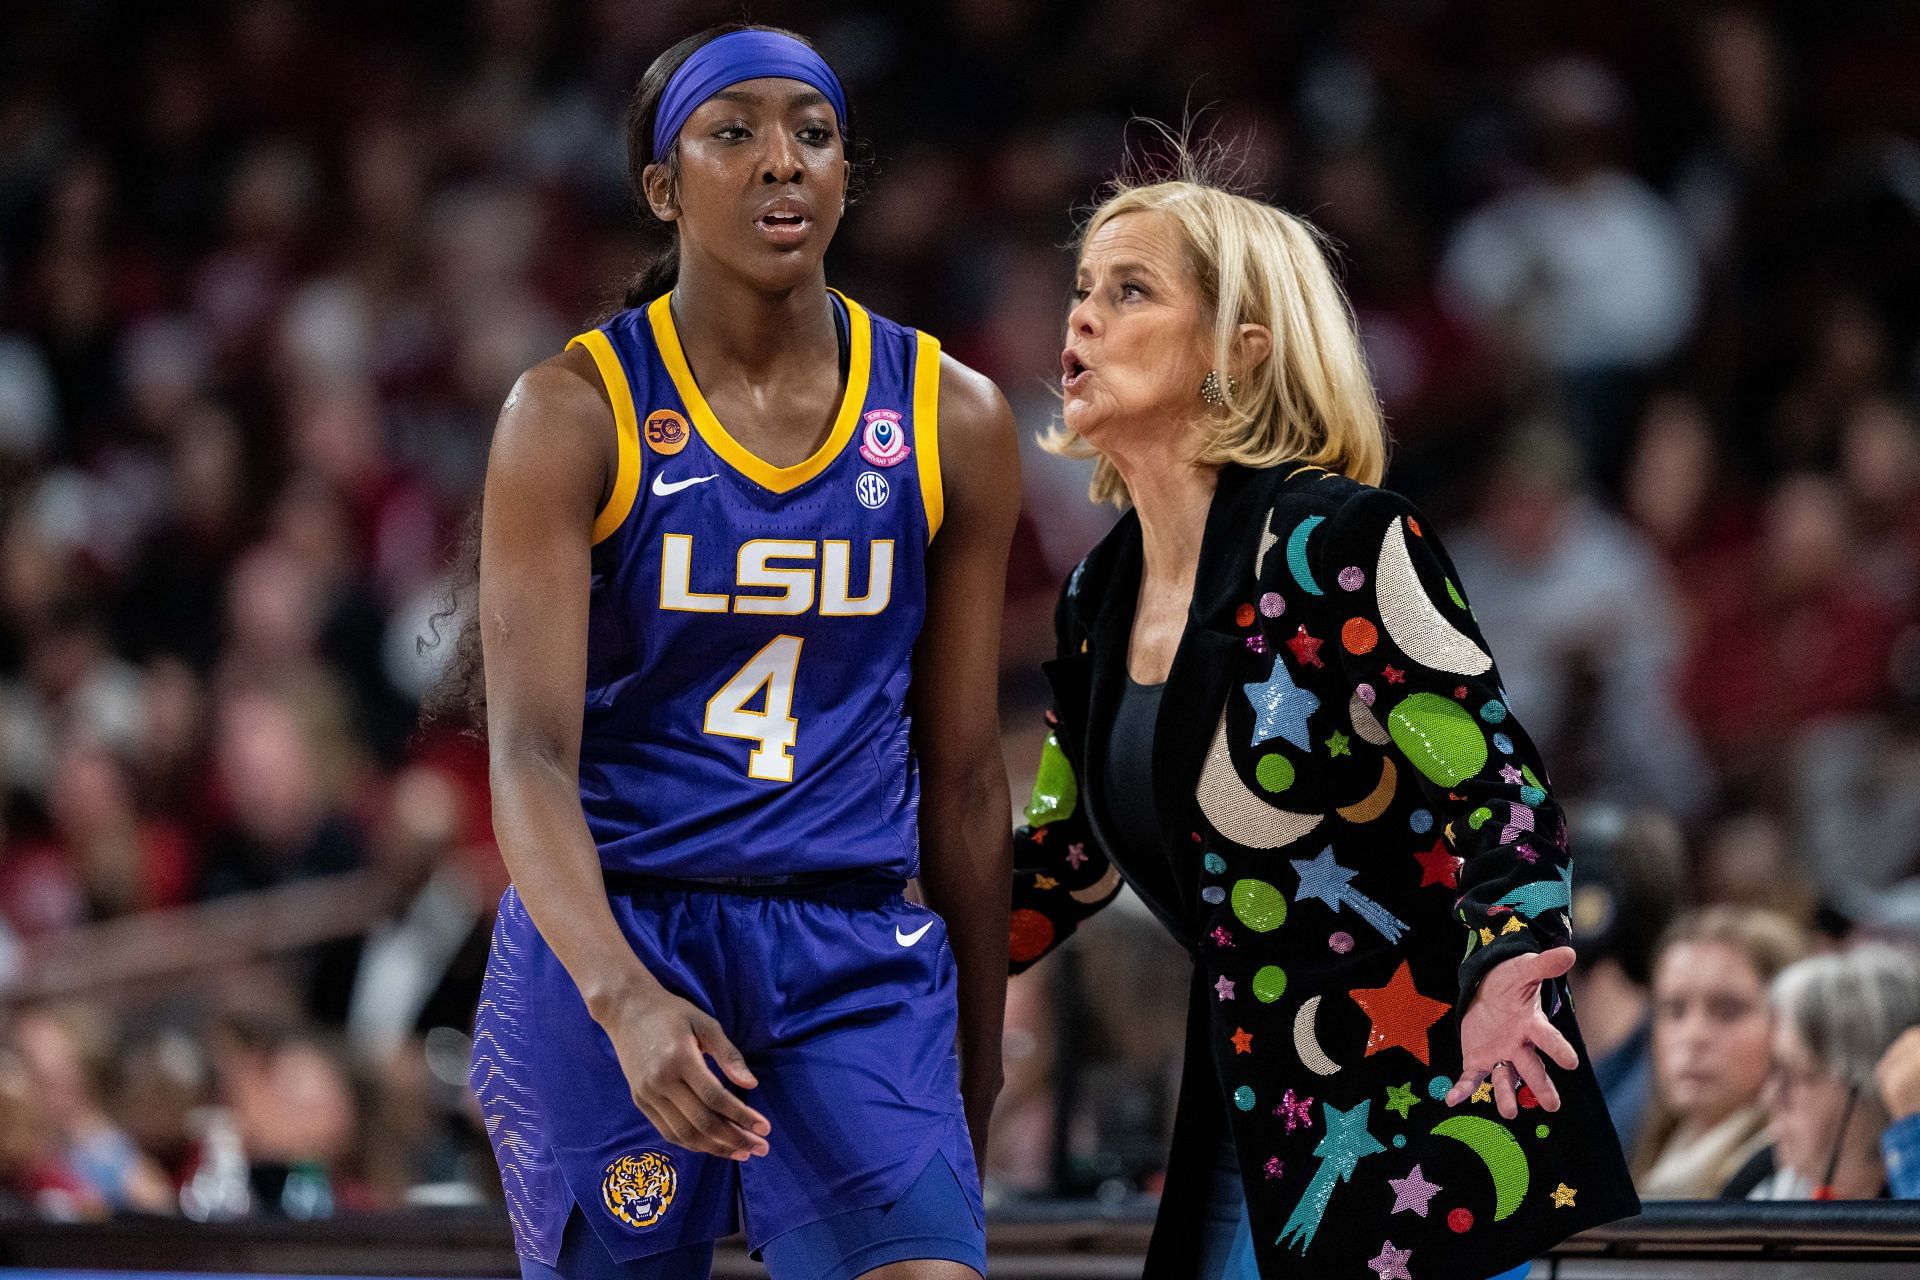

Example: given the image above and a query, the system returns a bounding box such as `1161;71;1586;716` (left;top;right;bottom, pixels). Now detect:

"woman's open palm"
1446;946;1581;1119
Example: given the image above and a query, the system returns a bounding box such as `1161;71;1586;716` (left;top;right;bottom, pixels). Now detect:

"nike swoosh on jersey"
652;471;719;497
894;921;934;947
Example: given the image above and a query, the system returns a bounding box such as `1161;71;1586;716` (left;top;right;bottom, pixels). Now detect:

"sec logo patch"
645;409;690;456
855;471;890;509
602;1151;676;1230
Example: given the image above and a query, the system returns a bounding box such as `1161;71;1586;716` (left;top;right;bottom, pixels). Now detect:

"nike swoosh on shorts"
894;921;934;947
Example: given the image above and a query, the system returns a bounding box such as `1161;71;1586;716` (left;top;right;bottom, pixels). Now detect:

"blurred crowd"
1;0;1919;1226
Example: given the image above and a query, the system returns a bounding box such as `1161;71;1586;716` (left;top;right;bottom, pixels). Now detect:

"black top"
1009;463;1641;1279
1098;675;1168;876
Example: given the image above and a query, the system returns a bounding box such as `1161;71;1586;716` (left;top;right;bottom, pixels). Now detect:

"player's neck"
669;261;838;380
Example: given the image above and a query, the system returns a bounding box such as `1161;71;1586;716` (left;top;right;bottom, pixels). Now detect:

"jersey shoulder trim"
912;331;944;542
646;291;874;495
566;328;642;545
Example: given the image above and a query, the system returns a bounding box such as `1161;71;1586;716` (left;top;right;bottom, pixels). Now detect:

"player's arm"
480;349;771;1161
909;353;1020;1174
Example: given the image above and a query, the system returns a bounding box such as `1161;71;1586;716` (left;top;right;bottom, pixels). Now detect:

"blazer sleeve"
1009;574;1123;976
1304;486;1574;1015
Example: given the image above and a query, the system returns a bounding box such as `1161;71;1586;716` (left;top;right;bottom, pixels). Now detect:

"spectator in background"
1875;1025;1920;1197
1679;473;1907;787
1447;423;1711;819
0;1041;94;1220
1704;809;1820;932
1439;56;1699;494
1635;907;1812;1197
1839;398;1920;609
1621;391;1761;579
45;735;194;919
1564;804;1688;1156
1734;945;1920;1199
11;1006;175;1215
108;1021;216;1192
211;1013;362;1219
196;677;367;901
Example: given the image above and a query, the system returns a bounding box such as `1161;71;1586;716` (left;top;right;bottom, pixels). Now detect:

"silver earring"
1201;370;1238;406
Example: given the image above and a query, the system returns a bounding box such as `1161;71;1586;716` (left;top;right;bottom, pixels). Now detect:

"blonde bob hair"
1046;170;1389;507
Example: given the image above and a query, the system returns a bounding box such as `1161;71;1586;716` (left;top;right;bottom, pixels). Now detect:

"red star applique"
1286;625;1325;669
1231;1027;1254;1054
1414;840;1463;889
1382;664;1405;684
1349;960;1450;1065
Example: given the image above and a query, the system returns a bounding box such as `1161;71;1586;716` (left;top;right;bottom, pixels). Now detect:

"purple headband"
651;30;849;160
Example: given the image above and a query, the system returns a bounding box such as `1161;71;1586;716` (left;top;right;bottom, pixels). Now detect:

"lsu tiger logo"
645;409;690;456
601;1151;676;1229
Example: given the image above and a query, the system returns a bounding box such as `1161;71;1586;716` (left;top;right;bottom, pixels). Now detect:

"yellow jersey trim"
567;329;642;545
912;331;944;542
646;290;873;495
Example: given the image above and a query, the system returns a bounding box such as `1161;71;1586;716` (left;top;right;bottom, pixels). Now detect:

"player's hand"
599;985;771;1160
1446;946;1580;1119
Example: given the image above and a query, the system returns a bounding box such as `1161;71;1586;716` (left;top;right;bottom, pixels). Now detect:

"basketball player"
465;24;1018;1280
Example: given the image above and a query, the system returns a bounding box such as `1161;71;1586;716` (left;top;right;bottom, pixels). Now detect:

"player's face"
1061;211;1212;450
650;77;848;290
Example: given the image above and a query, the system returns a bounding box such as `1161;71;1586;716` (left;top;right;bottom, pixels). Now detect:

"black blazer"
1010;462;1639;1277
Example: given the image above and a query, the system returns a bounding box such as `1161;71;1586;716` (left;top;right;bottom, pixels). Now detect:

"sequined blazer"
1009;461;1639;1278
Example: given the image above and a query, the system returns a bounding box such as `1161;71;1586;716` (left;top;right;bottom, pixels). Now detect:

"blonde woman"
1006;161;1639;1278
1634;907;1811;1197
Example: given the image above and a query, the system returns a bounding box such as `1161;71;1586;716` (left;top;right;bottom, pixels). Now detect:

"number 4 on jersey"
704;635;803;781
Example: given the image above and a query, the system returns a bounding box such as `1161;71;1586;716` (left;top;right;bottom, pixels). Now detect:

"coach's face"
1060;211;1213;452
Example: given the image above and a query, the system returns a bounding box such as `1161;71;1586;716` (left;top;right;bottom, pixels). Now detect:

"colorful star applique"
1212;926;1236;948
1292;847;1409;944
1065;843;1088;869
1286;624;1326;669
1348;961;1449;1065
1498;764;1524;785
1501;915;1526;935
1279;1101;1386;1253
1552;1182;1577;1209
1231;1027;1254;1054
1385;1082;1419;1119
1264;1156;1285;1179
1274;1088;1314;1132
1033;874;1058;890
1382;664;1405;684
1471;1080;1494;1105
1367;1239;1414;1280
1387;1164;1440;1217
1215;975;1236;1000
1413;841;1462;889
1244;656;1322;750
1325;730;1351;756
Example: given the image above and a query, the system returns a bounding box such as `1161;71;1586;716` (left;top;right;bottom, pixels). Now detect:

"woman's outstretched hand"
1445;946;1581;1119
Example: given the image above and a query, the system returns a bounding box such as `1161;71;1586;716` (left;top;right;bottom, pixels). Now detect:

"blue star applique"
1244;656;1320;751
